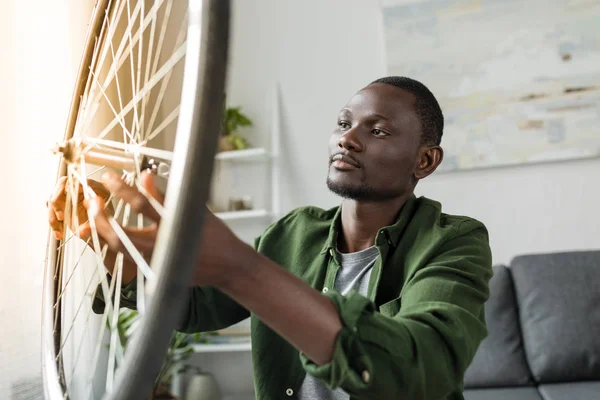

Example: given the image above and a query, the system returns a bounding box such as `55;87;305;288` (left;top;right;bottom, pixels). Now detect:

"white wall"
0;0;94;395
224;0;600;266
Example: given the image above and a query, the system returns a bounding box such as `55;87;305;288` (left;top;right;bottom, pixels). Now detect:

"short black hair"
370;76;443;146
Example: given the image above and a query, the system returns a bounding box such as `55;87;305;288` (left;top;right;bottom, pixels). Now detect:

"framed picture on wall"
381;0;600;172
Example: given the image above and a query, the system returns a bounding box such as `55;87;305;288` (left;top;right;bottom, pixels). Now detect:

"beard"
326;173;399;202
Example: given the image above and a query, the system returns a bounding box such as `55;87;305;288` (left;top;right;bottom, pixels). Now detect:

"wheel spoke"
136;213;146;316
108;218;155;280
89;68;136;146
142;105;179;145
81;137;174;162
76;0;129;139
106;254;124;392
85;262;120;400
54;239;90;307
106;7;131;146
125;0;142;144
75;0;117;137
66;288;99;394
135;178;165;219
56;255;105;361
88;41;186;149
139;0;161;143
87;165;107;178
80;0;166;140
146;13;187;137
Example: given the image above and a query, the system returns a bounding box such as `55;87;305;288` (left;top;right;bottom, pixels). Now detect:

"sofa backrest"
510;250;600;383
464;264;533;388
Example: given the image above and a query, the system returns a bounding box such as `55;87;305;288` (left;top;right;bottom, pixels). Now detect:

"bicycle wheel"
41;0;230;399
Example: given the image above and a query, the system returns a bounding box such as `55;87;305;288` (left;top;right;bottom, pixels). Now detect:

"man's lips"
330;153;361;169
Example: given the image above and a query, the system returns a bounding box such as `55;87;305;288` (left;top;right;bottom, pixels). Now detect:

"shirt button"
362;370;371;383
322;287;329;293
286;388;294;396
329;248;334;256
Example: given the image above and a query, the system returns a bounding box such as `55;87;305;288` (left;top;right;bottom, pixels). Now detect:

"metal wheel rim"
41;0;230;398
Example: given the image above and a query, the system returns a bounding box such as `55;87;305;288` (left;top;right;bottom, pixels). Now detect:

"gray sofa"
463;250;600;399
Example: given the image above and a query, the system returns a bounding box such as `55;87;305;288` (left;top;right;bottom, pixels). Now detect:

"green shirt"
96;194;493;399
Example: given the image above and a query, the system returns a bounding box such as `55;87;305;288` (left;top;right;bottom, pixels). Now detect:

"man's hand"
47;173;149;284
85;171;243;287
47;176;111;241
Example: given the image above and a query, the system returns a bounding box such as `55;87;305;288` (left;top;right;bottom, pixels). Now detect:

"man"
48;76;493;399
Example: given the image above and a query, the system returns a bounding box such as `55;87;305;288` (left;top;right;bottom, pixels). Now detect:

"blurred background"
1;0;598;399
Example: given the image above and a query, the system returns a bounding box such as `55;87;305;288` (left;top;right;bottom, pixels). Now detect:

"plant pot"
151;384;177;400
184;372;222;400
218;136;236;152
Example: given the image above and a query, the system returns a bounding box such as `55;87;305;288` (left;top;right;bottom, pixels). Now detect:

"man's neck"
337;193;411;253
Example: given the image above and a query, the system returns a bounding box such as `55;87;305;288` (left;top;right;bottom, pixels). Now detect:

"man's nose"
338;127;364;152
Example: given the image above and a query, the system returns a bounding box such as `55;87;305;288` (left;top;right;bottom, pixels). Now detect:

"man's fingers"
48;205;64;240
85;197;124;252
78;223;92;241
140;171;165;205
50;176;68;221
87;178;111;201
48;177;66;239
84;197;157;264
122;225;157;257
102;171;162;222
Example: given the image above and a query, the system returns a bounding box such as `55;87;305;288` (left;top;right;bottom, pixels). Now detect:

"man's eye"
338;121;350;130
372;129;389;137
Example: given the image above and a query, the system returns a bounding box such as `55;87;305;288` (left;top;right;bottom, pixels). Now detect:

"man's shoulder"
394;196;492;283
412;195;489;241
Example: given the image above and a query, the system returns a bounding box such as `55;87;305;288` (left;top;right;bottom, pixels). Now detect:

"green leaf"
223;106;253;135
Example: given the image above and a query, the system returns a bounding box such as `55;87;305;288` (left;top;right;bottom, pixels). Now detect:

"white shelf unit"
190;342;252;353
216;208;270;221
213;82;281;224
212;147;271;222
215;147;268;161
170;341;253;396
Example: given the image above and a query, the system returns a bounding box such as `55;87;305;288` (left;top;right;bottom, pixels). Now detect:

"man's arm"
218;220;492;399
219;240;344;364
92;234;263;334
92;276;250;333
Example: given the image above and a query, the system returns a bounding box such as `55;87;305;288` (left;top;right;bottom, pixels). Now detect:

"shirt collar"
320;194;418;255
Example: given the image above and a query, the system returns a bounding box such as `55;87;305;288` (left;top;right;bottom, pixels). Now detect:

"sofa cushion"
539;382;600;400
464;265;533;388
464;387;543;400
511;250;600;382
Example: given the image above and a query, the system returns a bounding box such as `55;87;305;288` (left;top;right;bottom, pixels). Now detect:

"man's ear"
414;145;443;180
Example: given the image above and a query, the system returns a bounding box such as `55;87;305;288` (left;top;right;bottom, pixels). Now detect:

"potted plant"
219;106;253;152
110;308;215;399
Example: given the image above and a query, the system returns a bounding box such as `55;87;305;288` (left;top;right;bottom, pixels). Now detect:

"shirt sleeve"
299;220;493;399
92;275;250;332
178;233;269;332
92;234;266;332
92;274;139;314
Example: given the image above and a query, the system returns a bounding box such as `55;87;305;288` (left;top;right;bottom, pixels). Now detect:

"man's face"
326;83;423;201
